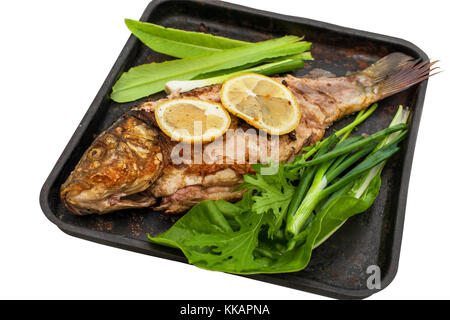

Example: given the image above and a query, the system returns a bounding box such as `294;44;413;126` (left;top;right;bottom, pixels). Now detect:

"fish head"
60;116;165;215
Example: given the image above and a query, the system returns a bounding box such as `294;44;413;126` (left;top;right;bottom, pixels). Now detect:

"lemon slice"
220;73;301;135
155;98;231;142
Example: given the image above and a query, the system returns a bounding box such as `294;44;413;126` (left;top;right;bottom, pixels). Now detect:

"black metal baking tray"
39;0;429;299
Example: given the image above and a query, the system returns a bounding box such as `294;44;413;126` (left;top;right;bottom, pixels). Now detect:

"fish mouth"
61;182;157;215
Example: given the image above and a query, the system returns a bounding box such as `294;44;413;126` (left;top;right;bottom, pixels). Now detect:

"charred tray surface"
40;0;428;299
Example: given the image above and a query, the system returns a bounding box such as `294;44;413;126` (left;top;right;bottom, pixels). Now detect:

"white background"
0;0;448;300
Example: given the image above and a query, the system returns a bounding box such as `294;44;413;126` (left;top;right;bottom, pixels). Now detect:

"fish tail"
357;52;439;100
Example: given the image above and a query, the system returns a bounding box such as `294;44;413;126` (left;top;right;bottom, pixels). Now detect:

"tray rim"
39;0;429;299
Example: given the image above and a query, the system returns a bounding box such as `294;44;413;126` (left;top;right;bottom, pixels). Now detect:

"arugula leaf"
125;19;248;58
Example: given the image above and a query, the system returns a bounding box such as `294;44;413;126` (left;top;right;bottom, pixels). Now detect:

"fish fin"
358;52;439;100
375;59;439;99
357;52;414;83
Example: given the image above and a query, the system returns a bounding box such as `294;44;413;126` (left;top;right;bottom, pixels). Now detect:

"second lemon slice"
155;98;231;142
220;73;301;135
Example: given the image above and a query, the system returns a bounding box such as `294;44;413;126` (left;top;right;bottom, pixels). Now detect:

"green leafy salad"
149;105;409;274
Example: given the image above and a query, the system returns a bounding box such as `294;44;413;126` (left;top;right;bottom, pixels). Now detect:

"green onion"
296;123;407;168
285;108;409;236
292;104;378;165
285;135;338;230
351;106;410;198
284;107;378;232
286;140;403;236
324;144;376;182
312;106;410;248
320;141;403;198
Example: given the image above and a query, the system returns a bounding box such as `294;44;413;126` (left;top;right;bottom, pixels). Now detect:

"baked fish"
61;53;434;215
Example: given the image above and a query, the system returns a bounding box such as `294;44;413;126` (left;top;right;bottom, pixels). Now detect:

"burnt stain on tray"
40;0;429;299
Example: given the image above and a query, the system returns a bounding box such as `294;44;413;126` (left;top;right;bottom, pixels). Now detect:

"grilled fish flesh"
61;53;435;215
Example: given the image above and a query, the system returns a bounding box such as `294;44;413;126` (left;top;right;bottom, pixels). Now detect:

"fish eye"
89;147;103;160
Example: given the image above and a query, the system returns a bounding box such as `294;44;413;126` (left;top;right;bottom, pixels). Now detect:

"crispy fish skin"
60;113;164;215
61;52;434;215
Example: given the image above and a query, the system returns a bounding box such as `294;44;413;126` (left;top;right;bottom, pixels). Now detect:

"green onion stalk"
313;106;410;248
285;105;409;237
